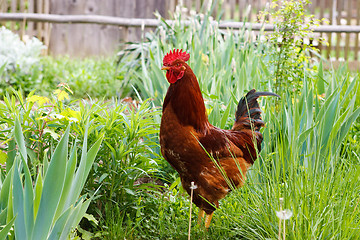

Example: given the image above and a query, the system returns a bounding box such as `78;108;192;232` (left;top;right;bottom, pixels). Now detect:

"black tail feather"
233;89;279;131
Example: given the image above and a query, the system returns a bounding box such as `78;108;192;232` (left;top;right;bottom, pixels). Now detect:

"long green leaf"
320;92;340;149
0;165;14;211
33;168;43;218
31;126;70;240
337;107;360;146
13;159;26;240
21;157;34;238
0;216;16;240
48;207;73;240
14;117;27;162
59;198;91;240
54;144;77;220
6;140;16;173
65;135;103;209
82;136;103;188
0;208;7;225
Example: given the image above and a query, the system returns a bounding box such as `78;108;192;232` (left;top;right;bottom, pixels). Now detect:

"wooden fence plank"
19;0;25;38
356;1;360;60
43;0;50;53
169;0;175;14
230;0;235;19
0;0;7;13
195;0;201;12
238;0;244;21
309;0;316;14
10;0;16;30
37;0;43;42
345;0;351;59
327;0;333;58
317;0;325;52
336;0;342;59
28;0;35;36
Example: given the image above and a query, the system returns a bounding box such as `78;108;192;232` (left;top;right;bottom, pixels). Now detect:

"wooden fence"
0;0;50;48
1;0;360;63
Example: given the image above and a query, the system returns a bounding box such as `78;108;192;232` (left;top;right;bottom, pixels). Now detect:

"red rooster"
160;49;278;228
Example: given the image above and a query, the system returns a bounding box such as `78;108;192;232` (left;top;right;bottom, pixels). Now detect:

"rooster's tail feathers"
233;89;279;132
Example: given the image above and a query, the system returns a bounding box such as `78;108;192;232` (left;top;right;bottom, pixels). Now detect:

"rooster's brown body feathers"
160;50;278;224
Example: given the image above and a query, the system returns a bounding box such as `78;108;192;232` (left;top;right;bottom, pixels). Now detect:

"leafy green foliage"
0;85;164;238
259;0;324;96
39;57;130;99
0;27;46;96
0;117;103;240
0;85;85;169
81;99;164;236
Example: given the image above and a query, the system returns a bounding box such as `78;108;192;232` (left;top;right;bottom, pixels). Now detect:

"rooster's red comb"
163;49;190;66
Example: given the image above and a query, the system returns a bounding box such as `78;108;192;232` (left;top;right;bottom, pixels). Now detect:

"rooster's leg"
197;209;205;224
204;212;213;229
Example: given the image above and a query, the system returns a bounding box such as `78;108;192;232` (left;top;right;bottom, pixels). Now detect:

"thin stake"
278;197;283;240
188;181;195;240
283;215;286;240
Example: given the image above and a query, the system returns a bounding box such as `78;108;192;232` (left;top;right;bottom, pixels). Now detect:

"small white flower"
276;209;293;220
190;181;198;190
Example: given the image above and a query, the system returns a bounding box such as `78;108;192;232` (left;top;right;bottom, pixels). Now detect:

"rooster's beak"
161;66;170;70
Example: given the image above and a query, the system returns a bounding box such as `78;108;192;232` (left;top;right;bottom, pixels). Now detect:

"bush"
259;0;325;96
0;27;46;96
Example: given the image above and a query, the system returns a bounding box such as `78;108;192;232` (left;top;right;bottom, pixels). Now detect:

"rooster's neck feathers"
163;67;209;133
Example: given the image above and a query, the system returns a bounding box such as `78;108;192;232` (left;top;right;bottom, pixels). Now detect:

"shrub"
0;27;46;96
259;0;324;96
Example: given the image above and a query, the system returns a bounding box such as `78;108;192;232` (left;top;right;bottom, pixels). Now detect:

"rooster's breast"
160;105;205;175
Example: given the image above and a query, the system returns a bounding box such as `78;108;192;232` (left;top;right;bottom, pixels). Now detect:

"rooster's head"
161;49;190;84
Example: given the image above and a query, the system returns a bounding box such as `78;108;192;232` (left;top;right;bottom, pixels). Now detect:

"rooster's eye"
176;63;180;66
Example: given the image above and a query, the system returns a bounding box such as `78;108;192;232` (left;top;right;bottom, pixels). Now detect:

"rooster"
160;49;278;228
